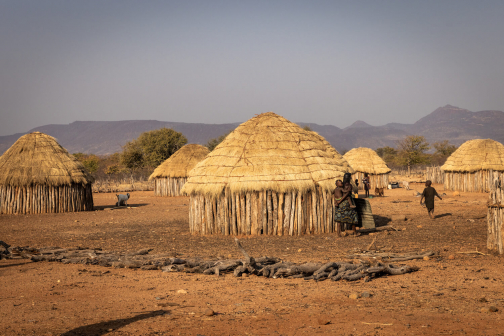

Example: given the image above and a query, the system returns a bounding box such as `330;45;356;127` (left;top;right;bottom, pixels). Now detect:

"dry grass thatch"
343;147;391;175
441;139;504;173
0;132;94;187
149;144;210;180
181;112;353;197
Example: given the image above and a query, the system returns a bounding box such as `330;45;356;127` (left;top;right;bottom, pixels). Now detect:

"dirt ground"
2;183;504;336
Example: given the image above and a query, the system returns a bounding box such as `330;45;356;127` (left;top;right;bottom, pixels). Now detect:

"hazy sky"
1;1;504;136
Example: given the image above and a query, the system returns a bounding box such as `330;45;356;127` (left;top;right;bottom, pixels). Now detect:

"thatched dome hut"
181;112;354;236
149;144;210;196
441;139;504;192
0;132;94;214
343;147;391;190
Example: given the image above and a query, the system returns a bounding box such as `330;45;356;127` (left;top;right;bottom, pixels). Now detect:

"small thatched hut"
441;139;504;192
0;132;94;214
343;147;391;190
149;144;210;196
181;112;354;236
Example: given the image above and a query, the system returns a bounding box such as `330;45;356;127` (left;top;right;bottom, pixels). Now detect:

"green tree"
396;135;430;174
205;131;231;151
302;125;312;131
121;128;187;169
121;141;144;170
430;140;457;165
73;153;100;174
433;140;457;156
376;146;397;165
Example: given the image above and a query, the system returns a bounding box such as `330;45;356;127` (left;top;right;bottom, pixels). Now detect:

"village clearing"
1;185;503;335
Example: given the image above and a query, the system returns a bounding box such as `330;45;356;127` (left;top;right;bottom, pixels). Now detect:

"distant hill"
1;105;504;155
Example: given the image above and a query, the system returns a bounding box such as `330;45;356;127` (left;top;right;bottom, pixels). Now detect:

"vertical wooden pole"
278;193;284;236
262;190;267;235
283;192;291;236
251;192;258;235
267;190;273;235
272;191;278;235
246;192;251;235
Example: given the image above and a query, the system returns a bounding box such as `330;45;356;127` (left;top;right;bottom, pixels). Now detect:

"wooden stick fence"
352;172;389;190
425;167;444;184
444;170;504;193
488;178;504;254
0;183;93;214
189;187;342;235
154;177;187;196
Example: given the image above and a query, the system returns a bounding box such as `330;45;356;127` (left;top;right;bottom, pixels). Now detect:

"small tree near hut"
431;140;458;166
376;146;397;166
205;131;231;151
396;135;430;175
121;128;187;170
73;153;100;174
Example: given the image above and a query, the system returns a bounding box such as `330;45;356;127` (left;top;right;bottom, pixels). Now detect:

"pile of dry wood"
1;239;421;282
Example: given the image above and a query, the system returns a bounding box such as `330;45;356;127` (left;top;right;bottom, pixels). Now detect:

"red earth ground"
1;183;504;335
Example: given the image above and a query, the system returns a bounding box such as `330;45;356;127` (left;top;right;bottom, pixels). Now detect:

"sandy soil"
1;183;504;336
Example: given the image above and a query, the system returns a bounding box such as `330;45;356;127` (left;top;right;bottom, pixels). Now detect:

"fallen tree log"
346;250;436;262
0;241;421;282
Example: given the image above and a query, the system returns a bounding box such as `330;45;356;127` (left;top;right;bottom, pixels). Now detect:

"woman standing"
333;174;358;236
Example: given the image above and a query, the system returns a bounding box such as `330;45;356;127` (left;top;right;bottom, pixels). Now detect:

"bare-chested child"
420;180;442;219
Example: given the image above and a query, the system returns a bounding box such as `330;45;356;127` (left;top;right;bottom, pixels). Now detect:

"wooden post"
246;192;251;235
272;191;278;235
262;190;267;235
289;191;296;236
251;192;258;235
283;192;291;236
278;193;284;236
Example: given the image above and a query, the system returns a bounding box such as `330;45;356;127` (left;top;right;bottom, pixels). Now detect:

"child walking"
420;180;442;219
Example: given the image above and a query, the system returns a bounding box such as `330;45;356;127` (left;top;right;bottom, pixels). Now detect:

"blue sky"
1;0;504;135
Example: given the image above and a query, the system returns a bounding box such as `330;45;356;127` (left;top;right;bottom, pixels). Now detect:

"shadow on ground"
93;204;149;211
435;213;452;219
60;310;168;336
373;215;392;227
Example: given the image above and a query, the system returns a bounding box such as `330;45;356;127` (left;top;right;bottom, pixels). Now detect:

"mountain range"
1;105;503;155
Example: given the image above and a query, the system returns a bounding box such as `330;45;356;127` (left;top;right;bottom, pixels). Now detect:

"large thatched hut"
441;139;504;192
0;132;94;214
343;147;391;190
181;112;354;236
149;144;210;196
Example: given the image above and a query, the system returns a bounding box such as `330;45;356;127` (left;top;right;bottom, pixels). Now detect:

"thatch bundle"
0;132;94;214
441;139;504;192
343;147;391;190
149;144;210;196
181;112;354;236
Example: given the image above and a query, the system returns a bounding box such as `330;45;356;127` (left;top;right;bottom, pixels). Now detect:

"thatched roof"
343;147;391;175
149;144;210;179
0;132;94;186
441;139;504;173
181;112;354;197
